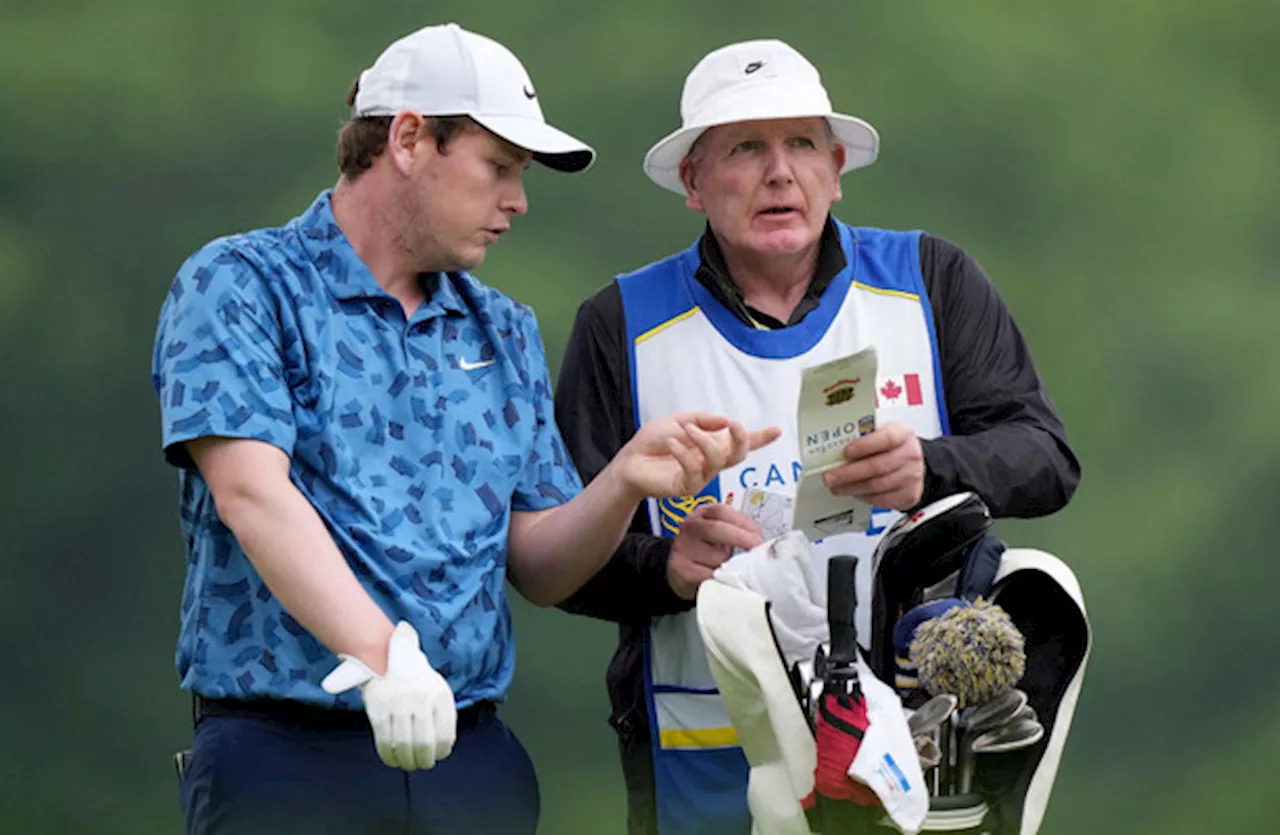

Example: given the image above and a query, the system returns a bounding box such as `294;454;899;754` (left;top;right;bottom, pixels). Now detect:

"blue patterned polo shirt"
152;190;582;708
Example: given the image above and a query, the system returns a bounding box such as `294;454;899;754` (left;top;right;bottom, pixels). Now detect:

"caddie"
553;37;1081;835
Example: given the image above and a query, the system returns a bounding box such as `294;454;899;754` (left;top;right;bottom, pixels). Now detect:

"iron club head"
909;693;959;736
956;688;1027;731
914;733;942;770
969;701;1038;738
972;717;1045;754
956;714;1045;794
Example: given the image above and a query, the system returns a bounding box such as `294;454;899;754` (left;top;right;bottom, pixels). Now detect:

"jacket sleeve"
552;282;693;623
918;235;1082;517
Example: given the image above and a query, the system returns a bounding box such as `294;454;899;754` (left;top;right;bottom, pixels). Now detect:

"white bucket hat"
353;23;595;173
643;39;879;194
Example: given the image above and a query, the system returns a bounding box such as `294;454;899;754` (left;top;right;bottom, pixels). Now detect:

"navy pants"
179;700;539;835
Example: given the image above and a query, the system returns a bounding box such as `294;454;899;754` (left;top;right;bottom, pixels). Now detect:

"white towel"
848;656;929;833
713;531;828;671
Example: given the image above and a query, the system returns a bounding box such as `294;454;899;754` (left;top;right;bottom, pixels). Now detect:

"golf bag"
696;493;1090;835
867;493;1090;834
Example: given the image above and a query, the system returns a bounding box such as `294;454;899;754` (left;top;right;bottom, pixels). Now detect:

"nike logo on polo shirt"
459;357;496;371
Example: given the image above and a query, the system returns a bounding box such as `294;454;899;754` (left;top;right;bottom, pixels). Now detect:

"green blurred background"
3;1;1277;832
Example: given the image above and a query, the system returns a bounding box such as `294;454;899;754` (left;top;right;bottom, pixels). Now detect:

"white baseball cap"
353;23;595;173
643;39;879;194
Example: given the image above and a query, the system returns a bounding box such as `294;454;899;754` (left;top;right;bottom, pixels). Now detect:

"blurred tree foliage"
1;1;1277;833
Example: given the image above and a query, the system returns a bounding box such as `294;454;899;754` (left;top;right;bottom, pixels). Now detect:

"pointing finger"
747;426;782;452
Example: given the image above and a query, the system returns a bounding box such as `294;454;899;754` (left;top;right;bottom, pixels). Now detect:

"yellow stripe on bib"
659;726;741;749
636;307;701;345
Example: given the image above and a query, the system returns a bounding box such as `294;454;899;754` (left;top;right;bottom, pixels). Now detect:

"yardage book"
793;345;878;542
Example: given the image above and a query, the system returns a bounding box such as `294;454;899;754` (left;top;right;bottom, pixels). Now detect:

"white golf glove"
320;621;457;771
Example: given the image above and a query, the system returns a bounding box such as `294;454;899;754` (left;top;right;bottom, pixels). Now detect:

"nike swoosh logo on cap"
459;357;496;371
523;85;537;99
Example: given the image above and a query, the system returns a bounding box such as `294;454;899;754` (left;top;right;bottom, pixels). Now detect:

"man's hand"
504;414;777;608
667;504;765;600
321;621;457;771
821;422;925;511
616;412;781;500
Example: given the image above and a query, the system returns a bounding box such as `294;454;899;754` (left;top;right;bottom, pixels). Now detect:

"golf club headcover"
892;597;965;706
867;492;994;681
911;599;1027;708
956;533;1005;602
871;493;991;572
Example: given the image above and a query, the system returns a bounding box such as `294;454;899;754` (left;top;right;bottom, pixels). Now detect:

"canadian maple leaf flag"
877;374;924;407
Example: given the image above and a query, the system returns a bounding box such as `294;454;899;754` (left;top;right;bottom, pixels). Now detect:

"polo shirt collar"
419;271;468;319
294;190;466;317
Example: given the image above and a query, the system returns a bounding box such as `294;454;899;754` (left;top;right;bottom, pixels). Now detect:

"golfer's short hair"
336;80;473;180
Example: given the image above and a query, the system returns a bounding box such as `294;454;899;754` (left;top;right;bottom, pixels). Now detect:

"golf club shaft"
937;716;952;796
958;735;975;795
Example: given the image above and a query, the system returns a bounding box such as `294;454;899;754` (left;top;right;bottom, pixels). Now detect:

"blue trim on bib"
845;226;951;431
653;747;751;835
616;244;702;338
683;225;857;359
617;247;701;433
846;225;923;294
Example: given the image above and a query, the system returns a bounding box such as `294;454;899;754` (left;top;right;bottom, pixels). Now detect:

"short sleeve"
510;310;583;511
152;243;297;468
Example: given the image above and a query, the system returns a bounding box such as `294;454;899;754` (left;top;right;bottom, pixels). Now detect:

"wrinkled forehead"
696;116;834;149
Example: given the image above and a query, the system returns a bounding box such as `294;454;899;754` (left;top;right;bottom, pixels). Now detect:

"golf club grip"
827;555;858;666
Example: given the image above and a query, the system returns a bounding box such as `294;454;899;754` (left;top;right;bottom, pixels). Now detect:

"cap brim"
472;114;596;173
643;111;880;195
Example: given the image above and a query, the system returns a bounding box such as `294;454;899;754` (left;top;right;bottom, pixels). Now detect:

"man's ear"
831;143;846;203
679;157;705;213
387;112;430;176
